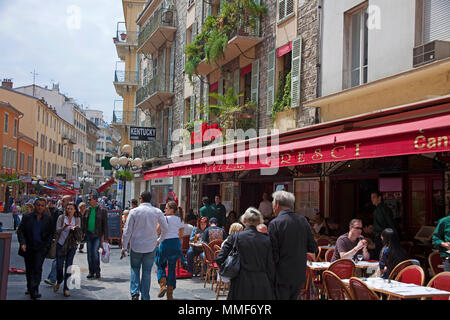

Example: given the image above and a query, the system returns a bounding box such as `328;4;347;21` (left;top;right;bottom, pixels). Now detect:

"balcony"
113;70;138;96
111;110;137;127
196;17;263;75
133;142;162;161
113;27;138;61
137;8;176;56
135;74;174;111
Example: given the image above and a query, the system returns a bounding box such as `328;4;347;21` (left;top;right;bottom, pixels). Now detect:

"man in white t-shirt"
258;192;273;220
121;191;168;300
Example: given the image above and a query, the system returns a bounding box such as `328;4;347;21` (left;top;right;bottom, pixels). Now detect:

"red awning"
144;107;450;180
45;182;76;195
277;42;292;58
97;178;116;193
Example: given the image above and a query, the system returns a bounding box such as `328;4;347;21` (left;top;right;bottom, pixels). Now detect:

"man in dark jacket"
371;191;396;257
211;195;227;228
17;198;53;300
84;194;108;279
269;191;318;300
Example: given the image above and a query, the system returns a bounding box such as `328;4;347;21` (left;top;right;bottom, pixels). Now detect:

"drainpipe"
314;0;323;125
199;0;205;112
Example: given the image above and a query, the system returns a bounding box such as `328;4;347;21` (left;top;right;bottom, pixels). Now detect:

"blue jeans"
186;247;203;274
86;232;101;275
130;249;156;300
56;244;76;291
47;259;57;282
13;213;20;230
156;238;185;288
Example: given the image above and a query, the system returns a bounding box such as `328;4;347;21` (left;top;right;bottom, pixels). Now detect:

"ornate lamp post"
79;170;94;197
109;144;142;210
31;175;45;195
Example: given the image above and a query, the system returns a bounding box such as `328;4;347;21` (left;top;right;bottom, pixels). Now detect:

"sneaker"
87;273;95;279
131;293;140;300
44;279;55;286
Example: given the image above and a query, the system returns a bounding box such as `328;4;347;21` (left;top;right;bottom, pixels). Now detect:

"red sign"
190;123;222;145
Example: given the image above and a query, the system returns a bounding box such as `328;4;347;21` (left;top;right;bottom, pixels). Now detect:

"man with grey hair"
269;190;317;300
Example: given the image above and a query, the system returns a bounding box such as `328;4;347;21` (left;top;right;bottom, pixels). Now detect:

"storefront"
144;95;450;241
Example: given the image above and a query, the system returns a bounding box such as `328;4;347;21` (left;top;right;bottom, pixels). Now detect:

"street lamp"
79;170;94;196
109;144;142;209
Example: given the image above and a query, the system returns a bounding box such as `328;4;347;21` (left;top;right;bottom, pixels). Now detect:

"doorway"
239;182;273;215
201;183;220;205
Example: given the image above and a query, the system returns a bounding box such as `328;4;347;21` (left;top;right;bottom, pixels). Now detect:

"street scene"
0;0;450;304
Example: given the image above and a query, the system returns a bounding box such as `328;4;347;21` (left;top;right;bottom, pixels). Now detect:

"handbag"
219;233;240;279
46;216;64;259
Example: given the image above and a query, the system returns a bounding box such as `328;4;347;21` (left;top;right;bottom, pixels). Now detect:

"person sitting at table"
201;217;227;244
331;219;370;262
186;217;209;275
312;212;328;236
378;228;407;279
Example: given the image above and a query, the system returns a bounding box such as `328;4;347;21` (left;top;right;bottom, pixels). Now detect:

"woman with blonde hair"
216;207;274;300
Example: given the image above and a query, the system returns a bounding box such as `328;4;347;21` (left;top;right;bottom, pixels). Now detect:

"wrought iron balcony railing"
136;74;170;106
114;71;138;85
112;110;137;125
138;8;176;49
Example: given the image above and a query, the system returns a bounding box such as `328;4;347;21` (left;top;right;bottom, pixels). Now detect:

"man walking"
17;198;53;300
84;194;108;279
121;191;168;300
269;190;317;300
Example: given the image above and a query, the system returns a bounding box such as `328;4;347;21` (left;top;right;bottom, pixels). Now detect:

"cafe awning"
97;178;116;193
144;97;450;180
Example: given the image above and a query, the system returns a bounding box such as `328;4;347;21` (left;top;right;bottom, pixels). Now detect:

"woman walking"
78;202;87;253
53;202;82;297
155;201;186;300
215;207;274;300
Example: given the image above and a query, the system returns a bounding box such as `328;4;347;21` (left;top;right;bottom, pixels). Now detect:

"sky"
0;0;125;123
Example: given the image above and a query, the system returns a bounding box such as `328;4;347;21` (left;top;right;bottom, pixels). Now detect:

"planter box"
274;109;296;133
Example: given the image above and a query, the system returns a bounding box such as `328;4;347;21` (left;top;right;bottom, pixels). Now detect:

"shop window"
294;179;320;219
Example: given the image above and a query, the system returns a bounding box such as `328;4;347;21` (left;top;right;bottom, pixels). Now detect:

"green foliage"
115;170;134;182
271;71;292;123
184;0;267;81
204;87;244;131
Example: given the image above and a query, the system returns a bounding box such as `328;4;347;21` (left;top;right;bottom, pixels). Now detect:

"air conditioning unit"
413;40;450;68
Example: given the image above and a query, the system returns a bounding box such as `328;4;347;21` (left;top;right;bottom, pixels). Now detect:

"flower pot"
120;33;127;41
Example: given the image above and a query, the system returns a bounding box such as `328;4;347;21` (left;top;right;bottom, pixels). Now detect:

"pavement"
6;230;225;300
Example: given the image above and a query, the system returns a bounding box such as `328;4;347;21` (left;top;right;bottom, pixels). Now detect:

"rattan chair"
322;270;353;300
428;251;443;276
388;260;413;280
423;271;450;300
395;265;425;286
201;243;219;289
325;248;335;262
349;277;380;300
328;258;355;279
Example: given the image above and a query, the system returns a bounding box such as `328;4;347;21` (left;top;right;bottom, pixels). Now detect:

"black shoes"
131;293;140;300
95;273;101;279
30;292;41;300
87;273;95;279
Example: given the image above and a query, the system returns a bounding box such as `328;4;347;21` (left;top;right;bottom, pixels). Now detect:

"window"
294;179;320;218
28;155;32;172
38;106;40;121
344;3;369;88
20;152;25;170
14;119;17;137
4;113;8;133
278;0;295;21
1;147;6;167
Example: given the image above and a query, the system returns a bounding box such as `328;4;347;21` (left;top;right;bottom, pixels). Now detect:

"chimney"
2;79;13;89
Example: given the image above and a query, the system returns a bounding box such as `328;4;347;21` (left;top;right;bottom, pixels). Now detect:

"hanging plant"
115;170;134;182
184;0;267;81
271;71;292;123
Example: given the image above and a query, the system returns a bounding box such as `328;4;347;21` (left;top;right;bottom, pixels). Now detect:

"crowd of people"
9;186;450;301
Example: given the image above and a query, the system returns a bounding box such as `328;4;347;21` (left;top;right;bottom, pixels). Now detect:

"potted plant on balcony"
272;71;292;124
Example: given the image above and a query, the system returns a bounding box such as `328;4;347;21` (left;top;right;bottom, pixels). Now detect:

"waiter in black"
17;198;53;300
269;190;318;300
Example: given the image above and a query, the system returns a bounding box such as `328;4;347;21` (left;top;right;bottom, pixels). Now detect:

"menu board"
0;233;12;300
106;210;122;240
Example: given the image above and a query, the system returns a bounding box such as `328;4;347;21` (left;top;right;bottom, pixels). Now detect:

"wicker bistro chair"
325;248;335;262
423;272;450;300
328;259;355;280
316;237;330;246
395;265;425;286
208;239;224;250
201;243;219;290
322;270;353;300
388;260;414;280
349;277;380;300
428;251;443;277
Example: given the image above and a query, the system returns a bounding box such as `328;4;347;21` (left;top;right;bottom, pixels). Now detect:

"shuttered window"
266;50;276;114
279;0;295;21
423;0;450;43
291;36;302;108
251;59;260;105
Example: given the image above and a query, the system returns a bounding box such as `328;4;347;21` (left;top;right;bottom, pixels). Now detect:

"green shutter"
169;45;175;92
190;95;196;121
251;59;259;104
291;36;302;108
266;50;275;114
205;83;210;122
233;69;240;95
167;107;173;156
218;77;224;106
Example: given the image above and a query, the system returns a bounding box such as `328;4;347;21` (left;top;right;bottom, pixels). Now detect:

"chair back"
395;265;425;286
388;260;413;280
307;252;316;262
428;251;443;276
181;235;190;254
328;259;355;279
426;272;450;300
323;270;353;300
316;237;330;246
325;248;335;262
208;239;224;249
201;243;216;265
349;277;379;300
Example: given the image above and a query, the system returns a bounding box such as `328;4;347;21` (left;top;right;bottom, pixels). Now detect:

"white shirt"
122;203;168;253
165;215;184;239
183;223;194;237
56;215;80;246
258;200;273;219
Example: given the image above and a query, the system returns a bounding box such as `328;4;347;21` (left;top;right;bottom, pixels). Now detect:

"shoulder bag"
219;233;240;279
46;216;64;259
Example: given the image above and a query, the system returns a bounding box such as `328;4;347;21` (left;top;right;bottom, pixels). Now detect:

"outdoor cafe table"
307;261;379;271
341;278;450;299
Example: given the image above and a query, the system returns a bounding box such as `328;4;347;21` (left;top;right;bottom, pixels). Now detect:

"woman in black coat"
215;207;274;300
